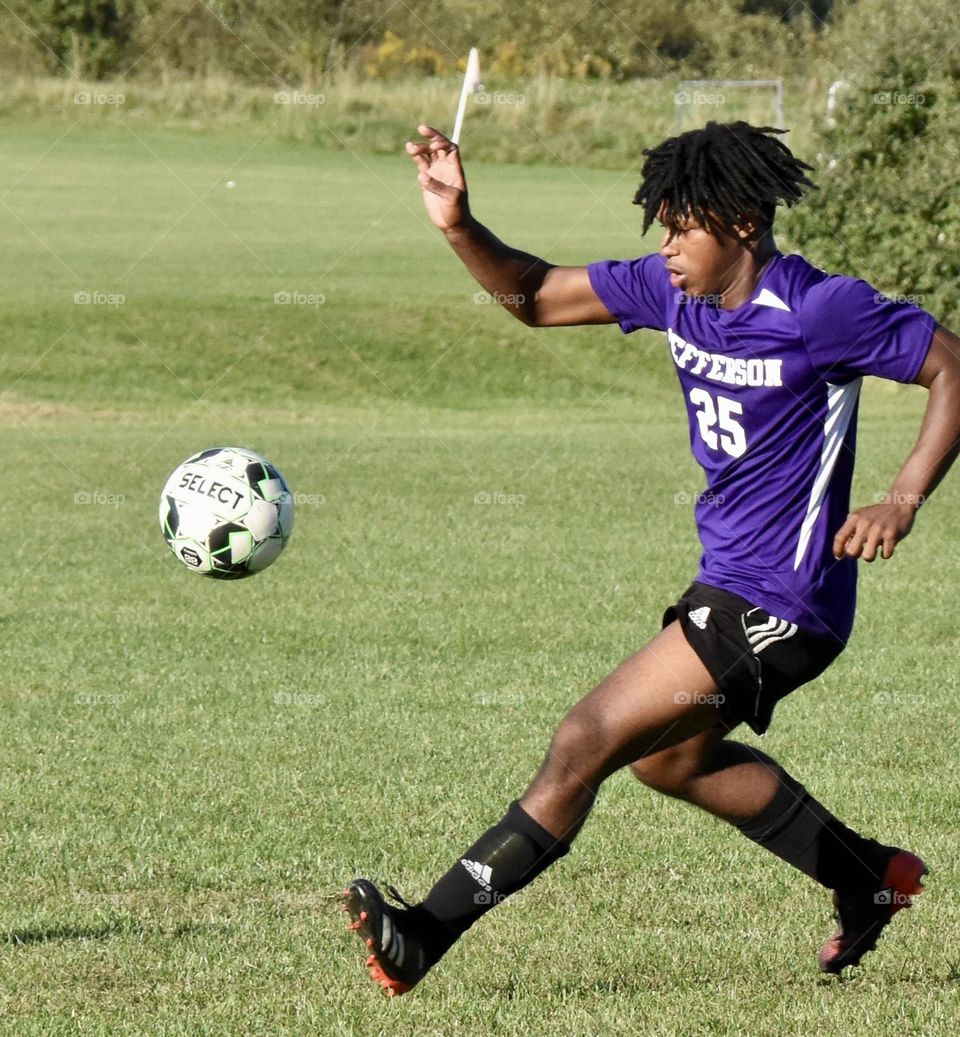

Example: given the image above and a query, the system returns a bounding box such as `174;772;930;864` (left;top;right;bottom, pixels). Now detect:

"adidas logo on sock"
460;858;493;890
688;606;711;629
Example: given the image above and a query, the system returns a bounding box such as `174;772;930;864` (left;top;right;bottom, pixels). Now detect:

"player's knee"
542;706;613;791
630;745;700;798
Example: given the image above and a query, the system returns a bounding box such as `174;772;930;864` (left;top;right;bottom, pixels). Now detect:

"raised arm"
405;125;615;328
833;324;960;561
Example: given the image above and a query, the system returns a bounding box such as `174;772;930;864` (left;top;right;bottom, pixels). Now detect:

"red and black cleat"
343;879;429;997
818;849;928;974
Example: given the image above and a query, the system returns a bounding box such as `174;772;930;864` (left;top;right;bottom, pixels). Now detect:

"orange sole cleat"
343;879;427;996
819;849;928;974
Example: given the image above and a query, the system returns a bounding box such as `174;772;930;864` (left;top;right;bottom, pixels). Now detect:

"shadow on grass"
4;920;133;946
3;919;227;947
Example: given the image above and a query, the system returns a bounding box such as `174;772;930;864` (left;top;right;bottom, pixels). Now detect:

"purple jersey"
588;252;936;641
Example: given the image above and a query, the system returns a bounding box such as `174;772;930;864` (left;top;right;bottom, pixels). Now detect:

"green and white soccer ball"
159;446;294;579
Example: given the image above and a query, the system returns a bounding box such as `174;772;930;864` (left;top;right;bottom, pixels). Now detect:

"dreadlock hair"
633;121;816;240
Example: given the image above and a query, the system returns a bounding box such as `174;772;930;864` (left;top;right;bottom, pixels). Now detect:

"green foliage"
2;0;145;78
785;0;960;324
130;0;235;81
332;0;815;81
0;0;824;84
740;0;834;23
208;0;369;87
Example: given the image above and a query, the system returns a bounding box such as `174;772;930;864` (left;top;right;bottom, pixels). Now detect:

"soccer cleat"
343;879;429;996
818;849;928;974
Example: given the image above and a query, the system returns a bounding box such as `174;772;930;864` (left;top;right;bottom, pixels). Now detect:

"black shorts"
662;581;845;735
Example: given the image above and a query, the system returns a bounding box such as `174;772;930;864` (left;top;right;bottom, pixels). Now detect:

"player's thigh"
561;619;724;773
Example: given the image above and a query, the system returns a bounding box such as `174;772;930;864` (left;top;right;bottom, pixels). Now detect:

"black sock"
415;800;570;965
734;771;892;893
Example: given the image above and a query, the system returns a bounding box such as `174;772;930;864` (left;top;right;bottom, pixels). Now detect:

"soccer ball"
159;446;294;579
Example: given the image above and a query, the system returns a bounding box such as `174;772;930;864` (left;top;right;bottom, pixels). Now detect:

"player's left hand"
832;499;918;561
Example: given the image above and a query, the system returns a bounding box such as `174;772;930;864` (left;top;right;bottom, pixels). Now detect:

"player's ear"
731;217;771;249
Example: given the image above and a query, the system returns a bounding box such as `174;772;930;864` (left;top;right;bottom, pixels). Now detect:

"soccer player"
343;121;960;995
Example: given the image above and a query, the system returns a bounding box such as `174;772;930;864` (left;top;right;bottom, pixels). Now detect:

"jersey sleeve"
799;275;936;384
587;254;670;333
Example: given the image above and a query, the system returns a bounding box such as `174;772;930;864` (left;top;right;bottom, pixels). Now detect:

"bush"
0;0;825;85
786;0;960;324
1;0;144;79
354;2;813;82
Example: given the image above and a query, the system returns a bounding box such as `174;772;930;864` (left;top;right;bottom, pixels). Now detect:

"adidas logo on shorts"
742;612;798;654
688;606;711;629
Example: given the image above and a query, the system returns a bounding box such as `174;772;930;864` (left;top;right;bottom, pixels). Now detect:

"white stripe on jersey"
793;378;862;570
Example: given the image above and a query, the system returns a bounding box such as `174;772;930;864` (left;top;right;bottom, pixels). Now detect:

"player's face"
657;212;750;303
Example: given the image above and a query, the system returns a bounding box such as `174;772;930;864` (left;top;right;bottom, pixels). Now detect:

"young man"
343;121;960;995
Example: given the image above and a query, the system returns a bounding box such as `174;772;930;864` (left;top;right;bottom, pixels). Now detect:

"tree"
2;0;145;78
212;0;377;88
785;0;960;324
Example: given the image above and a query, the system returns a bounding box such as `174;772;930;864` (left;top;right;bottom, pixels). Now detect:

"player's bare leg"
343;621;924;993
344;621;729;994
629;727;926;973
518;620;726;841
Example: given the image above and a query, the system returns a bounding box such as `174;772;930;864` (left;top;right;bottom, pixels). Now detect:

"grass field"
1;120;959;1035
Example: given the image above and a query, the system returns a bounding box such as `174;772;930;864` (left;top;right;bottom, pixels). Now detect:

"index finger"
832;514;858;559
417;124;455;148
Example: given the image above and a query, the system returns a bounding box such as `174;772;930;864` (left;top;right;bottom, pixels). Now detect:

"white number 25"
688;389;747;458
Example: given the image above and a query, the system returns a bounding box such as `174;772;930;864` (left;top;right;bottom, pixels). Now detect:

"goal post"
674;79;784;132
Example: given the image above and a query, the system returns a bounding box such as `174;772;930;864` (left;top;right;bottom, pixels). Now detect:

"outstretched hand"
405;125;470;232
832;497;919;561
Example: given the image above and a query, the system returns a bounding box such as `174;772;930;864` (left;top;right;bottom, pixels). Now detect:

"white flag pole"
451;47;480;145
